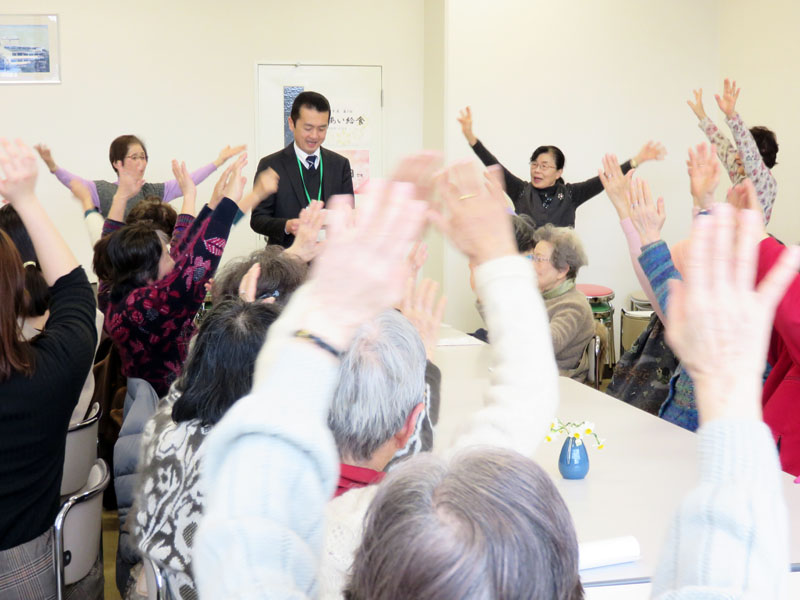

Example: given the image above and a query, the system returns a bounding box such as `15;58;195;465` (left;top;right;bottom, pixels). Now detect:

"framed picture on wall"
0;14;60;84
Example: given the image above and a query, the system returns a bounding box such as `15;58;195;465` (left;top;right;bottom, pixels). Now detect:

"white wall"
719;0;800;246
2;0;424;278
441;0;722;336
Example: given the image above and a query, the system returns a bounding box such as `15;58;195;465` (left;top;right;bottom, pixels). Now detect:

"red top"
335;463;386;497
576;283;615;301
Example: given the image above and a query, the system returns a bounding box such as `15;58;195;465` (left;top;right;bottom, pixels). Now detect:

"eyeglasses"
525;254;552;263
530;162;556;171
126;154;148;162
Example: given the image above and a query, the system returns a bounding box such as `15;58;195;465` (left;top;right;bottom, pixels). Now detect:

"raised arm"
715;80;778;222
652;203;799;599
34;143;100;208
571;141;664;207
430;161;559;457
193;154;434;598
688;88;739;182
160;144;246;202
457;106;527;200
1;139;78;284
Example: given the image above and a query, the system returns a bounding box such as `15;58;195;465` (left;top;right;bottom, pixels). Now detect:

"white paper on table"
578;536;640;571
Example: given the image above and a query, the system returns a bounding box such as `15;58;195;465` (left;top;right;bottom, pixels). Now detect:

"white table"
433;326;800;587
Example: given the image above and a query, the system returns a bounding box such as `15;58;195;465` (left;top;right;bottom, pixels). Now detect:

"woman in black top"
457;106;665;227
0;140;98;597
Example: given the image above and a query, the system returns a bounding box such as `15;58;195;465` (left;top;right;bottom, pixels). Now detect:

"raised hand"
627;177;665;246
599;153;635;219
634;140;667;165
400;277;447;361
431;162;517;265
214;144;247;168
33;143;58;172
299;153;436;351
665;203;800;424
253;167;280;200
726;179;767;233
210;162;235;209
0;139;38;204
116;167;145;201
687;143;721;210
714;78;740;119
172;159;197;198
457;106;478;146
686;89;707;121
285;200;325;263
407;240;429;279
221;154;248;207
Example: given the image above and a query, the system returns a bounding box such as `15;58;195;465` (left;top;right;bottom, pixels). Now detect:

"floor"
102;511;122;600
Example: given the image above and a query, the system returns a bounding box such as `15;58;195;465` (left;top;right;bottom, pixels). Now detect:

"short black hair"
749;126;779;169
171;299;281;426
290;91;331;124
100;223;163;304
530;145;566;170
512;214;537;253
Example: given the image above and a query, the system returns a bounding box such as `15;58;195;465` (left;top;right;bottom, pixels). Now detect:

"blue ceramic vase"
558;436;590;479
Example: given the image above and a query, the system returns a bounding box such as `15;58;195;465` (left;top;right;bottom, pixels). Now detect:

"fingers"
709;203;736;291
733;208;761;292
238;263;260;302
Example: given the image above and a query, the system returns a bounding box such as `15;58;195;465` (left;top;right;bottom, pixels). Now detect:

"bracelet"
630;157;638;169
294;330;342;359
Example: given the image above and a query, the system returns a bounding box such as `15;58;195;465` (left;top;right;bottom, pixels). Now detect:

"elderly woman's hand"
431;163;517;265
627;177;665;246
598;153;635;219
687;143;720;210
298;153;436;352
686;88;708;121
172;159;197;199
664;203;800;424
633;140;667;166
457;106;478;146
400;277;447;361
285;200;325;263
714;78;740;119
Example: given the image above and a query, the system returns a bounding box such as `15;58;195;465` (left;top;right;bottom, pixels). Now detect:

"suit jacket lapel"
282;144;307;212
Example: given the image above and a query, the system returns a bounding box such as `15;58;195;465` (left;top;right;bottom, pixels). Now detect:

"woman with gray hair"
345;449;583;600
531;224;595;381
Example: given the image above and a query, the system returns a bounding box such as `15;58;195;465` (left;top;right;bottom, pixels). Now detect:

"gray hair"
211;247;308;306
328;310;426;463
534;224;588;280
512;214;537;253
345;449;584;600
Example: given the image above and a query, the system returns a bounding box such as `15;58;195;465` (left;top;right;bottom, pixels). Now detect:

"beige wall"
3;0;425;278
6;1;796;341
719;0;800;246
441;0;723;336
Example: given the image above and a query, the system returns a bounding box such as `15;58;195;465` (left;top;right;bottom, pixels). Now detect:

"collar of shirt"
294;143;321;168
335;463;386;497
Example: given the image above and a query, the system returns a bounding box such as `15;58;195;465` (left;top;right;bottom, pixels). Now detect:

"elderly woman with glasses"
527;224;595;381
457;106;665;227
33;135;245;218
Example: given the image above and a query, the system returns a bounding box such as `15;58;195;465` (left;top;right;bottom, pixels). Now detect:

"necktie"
306;155;317;170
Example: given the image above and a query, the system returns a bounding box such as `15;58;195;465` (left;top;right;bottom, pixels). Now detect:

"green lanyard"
296;153;323;205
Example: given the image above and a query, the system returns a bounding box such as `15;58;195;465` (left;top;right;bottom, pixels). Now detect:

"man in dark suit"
251;91;354;246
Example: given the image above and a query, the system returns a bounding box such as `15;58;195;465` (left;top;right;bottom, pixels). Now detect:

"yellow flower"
545;435;553;443
597;444;605;450
572;432;581;440
582;421;595;435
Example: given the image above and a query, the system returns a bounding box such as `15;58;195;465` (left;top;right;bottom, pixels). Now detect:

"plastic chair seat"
576;283;615;304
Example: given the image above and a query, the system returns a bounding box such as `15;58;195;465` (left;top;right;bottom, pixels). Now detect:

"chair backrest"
53;458;111;596
60;402;100;497
586;334;603;390
142;555;171;600
620;308;654;355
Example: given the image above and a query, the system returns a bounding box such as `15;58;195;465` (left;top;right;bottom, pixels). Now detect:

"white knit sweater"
319;255;559;597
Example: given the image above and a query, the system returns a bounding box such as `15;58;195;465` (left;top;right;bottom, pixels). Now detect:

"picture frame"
0;14;60;84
